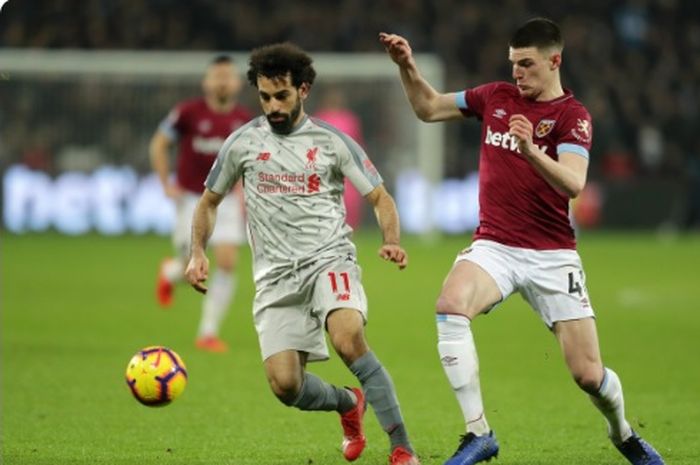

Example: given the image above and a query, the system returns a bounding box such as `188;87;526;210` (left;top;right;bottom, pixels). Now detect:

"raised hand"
379;32;414;68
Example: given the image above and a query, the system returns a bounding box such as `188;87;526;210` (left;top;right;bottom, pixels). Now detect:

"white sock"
437;313;490;436
197;269;235;337
162;257;184;283
589;367;633;444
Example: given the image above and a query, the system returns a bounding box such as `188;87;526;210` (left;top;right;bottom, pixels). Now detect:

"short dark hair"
210;54;234;66
509;18;563;50
246;42;316;88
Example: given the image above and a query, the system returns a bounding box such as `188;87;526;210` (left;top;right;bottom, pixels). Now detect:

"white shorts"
253;256;368;362
456;239;595;327
172;191;246;254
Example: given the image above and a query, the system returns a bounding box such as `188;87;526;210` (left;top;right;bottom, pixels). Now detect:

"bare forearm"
374;194;401;245
527;150;586;198
399;63;441;122
191;198;217;255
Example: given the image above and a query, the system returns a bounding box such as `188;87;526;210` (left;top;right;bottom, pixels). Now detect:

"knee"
214;248;236;272
216;259;235;273
331;330;368;365
267;372;302;406
572;366;604;394
436;293;468;316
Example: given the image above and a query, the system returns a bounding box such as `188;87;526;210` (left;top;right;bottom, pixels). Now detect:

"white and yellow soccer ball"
125;346;188;406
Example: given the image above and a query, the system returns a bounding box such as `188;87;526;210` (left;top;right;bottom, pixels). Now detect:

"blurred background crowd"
1;0;699;229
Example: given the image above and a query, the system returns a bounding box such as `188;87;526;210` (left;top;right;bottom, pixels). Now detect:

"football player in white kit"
185;43;420;465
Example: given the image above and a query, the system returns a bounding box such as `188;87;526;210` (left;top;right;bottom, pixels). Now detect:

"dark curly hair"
247;42;316;88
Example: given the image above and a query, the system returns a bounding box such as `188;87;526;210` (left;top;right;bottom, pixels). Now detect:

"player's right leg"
436;255;504;465
263;349;359;450
256;282;360;460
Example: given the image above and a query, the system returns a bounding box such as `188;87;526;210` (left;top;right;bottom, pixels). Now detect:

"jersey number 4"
568;271;584;296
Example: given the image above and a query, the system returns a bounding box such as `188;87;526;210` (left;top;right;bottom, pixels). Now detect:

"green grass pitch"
2;231;699;464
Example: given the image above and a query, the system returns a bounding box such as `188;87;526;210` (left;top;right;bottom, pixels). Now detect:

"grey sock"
349;351;413;452
291;372;354;412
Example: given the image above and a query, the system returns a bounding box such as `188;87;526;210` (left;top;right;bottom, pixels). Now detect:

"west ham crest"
535;119;556;138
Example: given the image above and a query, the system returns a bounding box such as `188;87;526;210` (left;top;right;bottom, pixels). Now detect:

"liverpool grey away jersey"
205;115;383;283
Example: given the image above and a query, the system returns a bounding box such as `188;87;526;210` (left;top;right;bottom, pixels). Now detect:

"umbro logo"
441;355;459;367
492;109;507;119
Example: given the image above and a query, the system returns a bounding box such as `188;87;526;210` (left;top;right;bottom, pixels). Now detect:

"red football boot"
340;387;366;461
390;446;420;465
156;259;174;308
195;336;229;353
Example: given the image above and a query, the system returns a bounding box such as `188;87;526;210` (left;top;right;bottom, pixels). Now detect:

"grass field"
2;231;699;465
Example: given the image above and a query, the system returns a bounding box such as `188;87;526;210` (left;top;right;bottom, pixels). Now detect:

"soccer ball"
125;346;188;406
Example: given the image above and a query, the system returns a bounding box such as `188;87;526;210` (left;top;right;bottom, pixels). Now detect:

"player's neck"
292;110;307;128
535;79;564;102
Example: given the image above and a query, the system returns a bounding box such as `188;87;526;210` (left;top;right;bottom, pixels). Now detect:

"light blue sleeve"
455;91;468;110
557;143;589;159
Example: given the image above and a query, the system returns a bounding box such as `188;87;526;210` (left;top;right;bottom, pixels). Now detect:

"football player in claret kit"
150;55;253;352
381;17;665;465
185;43;420;465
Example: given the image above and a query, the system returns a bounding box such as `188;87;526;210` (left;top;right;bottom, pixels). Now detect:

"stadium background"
2;0;700;232
2;2;699;465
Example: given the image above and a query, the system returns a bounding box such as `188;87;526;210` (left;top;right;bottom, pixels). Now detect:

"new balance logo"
484;125;547;154
257;152;271;161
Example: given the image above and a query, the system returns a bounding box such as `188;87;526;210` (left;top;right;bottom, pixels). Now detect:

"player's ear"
550;52;562;71
298;82;311;100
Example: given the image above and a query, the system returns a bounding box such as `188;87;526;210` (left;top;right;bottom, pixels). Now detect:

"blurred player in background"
149;55;252;352
185;43;420;465
381;18;665;465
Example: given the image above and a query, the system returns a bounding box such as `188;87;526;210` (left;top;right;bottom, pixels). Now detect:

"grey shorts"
253;256;368;362
455;239;595;328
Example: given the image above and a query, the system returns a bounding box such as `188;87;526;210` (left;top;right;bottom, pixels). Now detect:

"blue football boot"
443;431;499;465
614;430;665;465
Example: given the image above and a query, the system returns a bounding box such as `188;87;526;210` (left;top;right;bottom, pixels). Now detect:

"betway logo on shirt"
484;126;547;154
192;136;225;154
257;172;320;194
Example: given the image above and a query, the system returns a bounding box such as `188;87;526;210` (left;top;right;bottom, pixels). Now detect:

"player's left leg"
195;243;238;352
327;308;419;464
554;318;665;465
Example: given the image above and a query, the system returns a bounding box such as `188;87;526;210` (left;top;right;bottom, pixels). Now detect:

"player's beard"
266;99;302;135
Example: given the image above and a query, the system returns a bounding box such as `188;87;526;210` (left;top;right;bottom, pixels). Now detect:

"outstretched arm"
365;184;408;270
185;189;224;293
379;32;463;122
